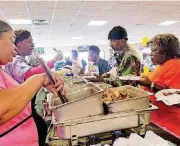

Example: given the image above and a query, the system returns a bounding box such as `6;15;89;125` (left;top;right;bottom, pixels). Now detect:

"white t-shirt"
71;58;82;75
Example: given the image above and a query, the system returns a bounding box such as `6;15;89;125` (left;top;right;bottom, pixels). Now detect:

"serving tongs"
33;51;68;104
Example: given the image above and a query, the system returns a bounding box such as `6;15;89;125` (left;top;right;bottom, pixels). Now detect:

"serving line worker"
0;20;65;146
4;29;58;146
5;29;55;84
138;33;180;138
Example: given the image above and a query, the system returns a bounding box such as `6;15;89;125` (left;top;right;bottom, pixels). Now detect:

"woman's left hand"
140;75;152;86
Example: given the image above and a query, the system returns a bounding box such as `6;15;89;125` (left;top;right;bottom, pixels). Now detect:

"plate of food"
118;75;141;81
155;89;180;106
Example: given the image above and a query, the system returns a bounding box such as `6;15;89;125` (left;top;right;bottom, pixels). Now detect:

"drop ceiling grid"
69;1;114;38
0;1;180;46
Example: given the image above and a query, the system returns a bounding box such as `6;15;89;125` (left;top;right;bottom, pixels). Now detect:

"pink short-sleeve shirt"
0;69;38;146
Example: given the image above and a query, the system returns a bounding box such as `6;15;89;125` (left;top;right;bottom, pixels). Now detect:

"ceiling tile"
53;9;78;21
5;14;29;19
56;1;84;10
27;1;55;9
1;8;28;15
0;1;179;47
78;9;102;17
81;1;111;10
0;1;25;8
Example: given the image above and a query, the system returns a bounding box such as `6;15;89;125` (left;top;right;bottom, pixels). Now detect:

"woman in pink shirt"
0;20;64;146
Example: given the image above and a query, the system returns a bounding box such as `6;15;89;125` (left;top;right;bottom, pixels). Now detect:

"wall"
44;45;112;60
43;43;141;61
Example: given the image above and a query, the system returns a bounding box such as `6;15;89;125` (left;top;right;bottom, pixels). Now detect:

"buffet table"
43;74;180;146
46;123;180;146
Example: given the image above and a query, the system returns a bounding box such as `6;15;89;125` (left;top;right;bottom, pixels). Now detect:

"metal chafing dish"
94;82;112;89
103;85;151;113
64;82;88;94
65;82;111;94
50;82;104;122
53;104;158;140
47;84;158;146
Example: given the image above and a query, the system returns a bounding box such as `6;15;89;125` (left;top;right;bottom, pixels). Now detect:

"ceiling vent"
32;20;50;25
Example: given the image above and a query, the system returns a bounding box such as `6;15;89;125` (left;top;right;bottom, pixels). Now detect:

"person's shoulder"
14;55;24;60
10;55;25;65
164;59;180;70
125;51;140;62
126;45;140;58
4;63;12;74
76;58;82;64
99;58;108;63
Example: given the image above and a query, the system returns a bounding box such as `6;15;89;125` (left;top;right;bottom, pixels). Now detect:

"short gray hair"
150;33;180;58
0;20;12;36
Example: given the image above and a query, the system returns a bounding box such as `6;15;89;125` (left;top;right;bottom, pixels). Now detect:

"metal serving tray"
104;85;152;113
51;82;104;122
64;82;88;94
53;104;158;140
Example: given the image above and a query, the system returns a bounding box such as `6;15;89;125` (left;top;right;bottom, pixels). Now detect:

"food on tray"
55;69;72;82
103;88;134;103
163;90;180;96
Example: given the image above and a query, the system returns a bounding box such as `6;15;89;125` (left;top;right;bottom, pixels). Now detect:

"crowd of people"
0;17;180;146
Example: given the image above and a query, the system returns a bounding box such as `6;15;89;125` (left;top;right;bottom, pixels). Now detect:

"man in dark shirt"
88;45;110;75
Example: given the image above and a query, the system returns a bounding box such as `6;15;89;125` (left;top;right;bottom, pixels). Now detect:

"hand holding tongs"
33;51;68;104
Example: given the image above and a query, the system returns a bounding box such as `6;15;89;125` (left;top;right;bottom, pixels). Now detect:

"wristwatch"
150;82;155;90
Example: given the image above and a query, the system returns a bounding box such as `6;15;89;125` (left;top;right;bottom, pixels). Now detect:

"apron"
32;96;48;146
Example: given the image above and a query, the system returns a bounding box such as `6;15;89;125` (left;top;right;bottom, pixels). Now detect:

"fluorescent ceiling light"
88;21;107;26
159;21;179;26
33;20;50;25
8;19;32;24
72;36;84;40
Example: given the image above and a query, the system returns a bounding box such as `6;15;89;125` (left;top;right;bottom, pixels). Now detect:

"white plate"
155;89;180;106
118;76;141;81
81;76;96;79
